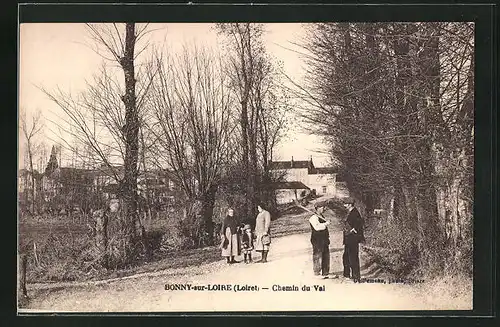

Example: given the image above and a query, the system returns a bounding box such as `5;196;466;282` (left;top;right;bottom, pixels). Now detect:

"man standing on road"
309;203;331;279
342;197;365;282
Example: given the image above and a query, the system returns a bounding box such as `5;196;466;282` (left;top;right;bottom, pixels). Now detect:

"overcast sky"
19;23;330;170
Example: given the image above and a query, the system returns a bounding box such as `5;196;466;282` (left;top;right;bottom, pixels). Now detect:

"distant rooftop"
270;181;311;190
310;167;337;175
269;157;338;175
269;156;314;170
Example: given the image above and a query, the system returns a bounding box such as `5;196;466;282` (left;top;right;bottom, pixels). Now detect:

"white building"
269;157;339;197
308;168;337;195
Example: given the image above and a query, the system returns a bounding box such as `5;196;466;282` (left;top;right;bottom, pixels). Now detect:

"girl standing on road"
240;224;254;263
220;208;241;264
254;203;271;263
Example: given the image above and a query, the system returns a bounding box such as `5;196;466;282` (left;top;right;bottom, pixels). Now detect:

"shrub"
20;208;216;283
23;230;96;283
366;218;420;277
144;229;164;255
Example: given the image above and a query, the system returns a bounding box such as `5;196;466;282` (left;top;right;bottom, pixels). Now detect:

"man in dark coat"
342;197;365;282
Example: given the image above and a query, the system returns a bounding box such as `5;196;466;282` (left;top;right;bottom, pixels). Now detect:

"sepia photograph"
18;20;475;313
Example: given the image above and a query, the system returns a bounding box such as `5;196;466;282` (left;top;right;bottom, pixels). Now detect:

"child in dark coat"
240;224;254;264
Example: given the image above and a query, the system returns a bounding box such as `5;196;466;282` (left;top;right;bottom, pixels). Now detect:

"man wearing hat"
342;197;365;282
309;203;331;279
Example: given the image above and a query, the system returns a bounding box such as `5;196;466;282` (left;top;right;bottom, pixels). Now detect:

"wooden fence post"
18;254;28;306
95;210;109;269
33;242;40;267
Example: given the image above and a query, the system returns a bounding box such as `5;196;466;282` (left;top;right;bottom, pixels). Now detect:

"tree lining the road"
298;22;473;276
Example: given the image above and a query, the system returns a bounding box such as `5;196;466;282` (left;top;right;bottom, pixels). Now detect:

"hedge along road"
20;221;472;313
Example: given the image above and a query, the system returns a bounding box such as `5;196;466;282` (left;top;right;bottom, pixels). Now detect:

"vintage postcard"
18;19;474;313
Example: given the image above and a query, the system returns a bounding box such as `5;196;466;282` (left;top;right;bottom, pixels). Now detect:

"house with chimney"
269;156;344;204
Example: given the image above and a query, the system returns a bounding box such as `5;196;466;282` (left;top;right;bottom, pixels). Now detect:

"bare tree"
20;109;44;214
42;23;158;266
148;45;234;247
254;63;293;208
216;23;266;221
216;23;292;218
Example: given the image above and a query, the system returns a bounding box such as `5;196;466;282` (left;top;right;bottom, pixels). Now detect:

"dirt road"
20;227;472;312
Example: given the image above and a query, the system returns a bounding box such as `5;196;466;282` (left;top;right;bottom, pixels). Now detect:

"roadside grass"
271;210;311;238
419;273;473;309
19;206;314;285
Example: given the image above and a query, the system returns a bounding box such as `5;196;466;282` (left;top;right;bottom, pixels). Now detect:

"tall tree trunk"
261;150;274;210
24;172;29;210
120;23;142;261
241;99;250;221
450;49;474;270
392;23;423;264
140;127;153;224
201;185;217;246
27;147;36;214
415;23;445;272
248;126;258;223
